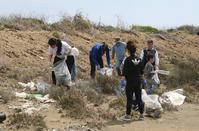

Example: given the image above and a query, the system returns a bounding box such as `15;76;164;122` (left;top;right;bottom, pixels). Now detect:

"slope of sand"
0;30;199;130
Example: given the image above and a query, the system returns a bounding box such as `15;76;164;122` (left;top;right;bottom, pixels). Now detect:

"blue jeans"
71;63;77;82
115;59;123;76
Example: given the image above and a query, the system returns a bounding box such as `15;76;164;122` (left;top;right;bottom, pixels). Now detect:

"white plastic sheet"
159;89;186;107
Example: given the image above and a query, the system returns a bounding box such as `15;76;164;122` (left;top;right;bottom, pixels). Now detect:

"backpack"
143;48;156;66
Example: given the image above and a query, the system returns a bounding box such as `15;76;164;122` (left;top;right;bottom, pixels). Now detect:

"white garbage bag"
142;89;163;118
159;89;186;107
99;67;113;77
53;59;71;86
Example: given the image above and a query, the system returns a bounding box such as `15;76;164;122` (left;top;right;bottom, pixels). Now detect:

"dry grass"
7;113;46;130
49;87;89;119
0;88;15;104
109;96;126;110
95;75;119;94
166;59;199;88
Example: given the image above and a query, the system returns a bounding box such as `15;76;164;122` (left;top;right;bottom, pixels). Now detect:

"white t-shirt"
48;41;72;57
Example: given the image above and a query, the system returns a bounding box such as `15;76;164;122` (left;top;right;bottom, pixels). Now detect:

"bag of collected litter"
99;67;113;77
159;89;186;110
53;59;71;86
142;89;163;118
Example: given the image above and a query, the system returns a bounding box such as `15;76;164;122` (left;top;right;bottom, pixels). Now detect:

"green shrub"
132;25;160;33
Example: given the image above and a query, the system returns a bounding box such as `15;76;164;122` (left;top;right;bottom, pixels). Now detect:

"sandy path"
104;103;199;131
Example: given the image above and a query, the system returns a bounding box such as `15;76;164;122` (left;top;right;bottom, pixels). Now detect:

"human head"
48;38;57;48
126;40;137;56
115;37;121;42
102;42;108;55
147;39;154;49
147;54;154;63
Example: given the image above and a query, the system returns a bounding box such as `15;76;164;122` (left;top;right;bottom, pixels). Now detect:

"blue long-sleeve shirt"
90;43;110;66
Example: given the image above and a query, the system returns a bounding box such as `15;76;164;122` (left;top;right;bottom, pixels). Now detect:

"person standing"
112;38;126;76
89;42;111;79
121;40;145;121
140;39;159;70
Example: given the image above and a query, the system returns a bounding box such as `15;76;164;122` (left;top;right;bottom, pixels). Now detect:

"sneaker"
120;114;132;121
139;114;144;121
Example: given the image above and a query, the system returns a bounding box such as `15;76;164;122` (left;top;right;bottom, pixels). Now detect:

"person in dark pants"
89;42;111;79
121;40;145;121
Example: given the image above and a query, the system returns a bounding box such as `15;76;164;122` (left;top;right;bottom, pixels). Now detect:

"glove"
120;79;126;90
108;64;113;68
96;65;101;70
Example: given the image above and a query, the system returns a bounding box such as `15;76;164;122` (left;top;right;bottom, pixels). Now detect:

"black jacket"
122;55;144;83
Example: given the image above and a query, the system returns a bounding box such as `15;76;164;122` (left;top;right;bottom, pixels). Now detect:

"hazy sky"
0;0;198;28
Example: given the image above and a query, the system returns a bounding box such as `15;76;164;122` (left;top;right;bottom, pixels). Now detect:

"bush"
95;75;119;94
49;87;89;119
7;113;46;130
109;96;126;109
0;15;49;31
0;88;15;103
132;25;160;33
72;13;93;33
167;59;199;88
177;25;199;34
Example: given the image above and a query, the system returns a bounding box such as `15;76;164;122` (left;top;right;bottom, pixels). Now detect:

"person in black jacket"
121;40;145;121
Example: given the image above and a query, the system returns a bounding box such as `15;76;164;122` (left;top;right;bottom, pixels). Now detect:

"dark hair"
126;40;137;56
147;39;153;44
102;42;108;53
48;38;62;55
48;38;57;46
147;54;154;61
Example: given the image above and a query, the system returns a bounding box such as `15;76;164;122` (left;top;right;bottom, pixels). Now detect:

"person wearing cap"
140;40;159;70
112;38;126;76
89;42;111;79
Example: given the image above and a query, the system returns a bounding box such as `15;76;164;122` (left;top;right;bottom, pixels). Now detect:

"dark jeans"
125;80;144;115
66;55;75;81
89;53;103;79
52;56;63;85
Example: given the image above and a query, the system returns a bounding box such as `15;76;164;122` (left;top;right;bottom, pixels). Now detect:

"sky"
0;0;198;28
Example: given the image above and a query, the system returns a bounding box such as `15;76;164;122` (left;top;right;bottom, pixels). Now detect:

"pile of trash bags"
142;88;186;118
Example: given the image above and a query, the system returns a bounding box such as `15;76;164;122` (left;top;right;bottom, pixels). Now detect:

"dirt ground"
0;30;199;131
105;103;199;131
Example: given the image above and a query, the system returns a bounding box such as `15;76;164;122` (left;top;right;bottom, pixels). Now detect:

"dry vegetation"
0;14;199;130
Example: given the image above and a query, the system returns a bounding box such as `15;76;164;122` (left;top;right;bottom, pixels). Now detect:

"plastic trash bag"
142;89;163;118
159;89;186;109
53;59;71;86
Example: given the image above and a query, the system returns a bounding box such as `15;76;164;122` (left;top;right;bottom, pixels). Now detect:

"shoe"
139;114;144;121
120;114;132;121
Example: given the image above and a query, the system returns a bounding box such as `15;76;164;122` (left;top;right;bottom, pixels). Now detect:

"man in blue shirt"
89;42;111;79
112;38;126;76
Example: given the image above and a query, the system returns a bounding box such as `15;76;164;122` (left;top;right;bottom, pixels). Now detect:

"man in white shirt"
140;40;159;70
